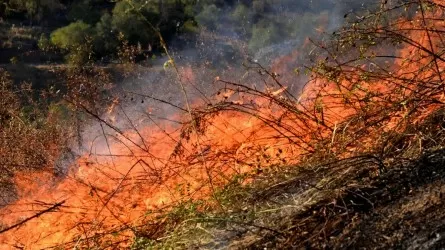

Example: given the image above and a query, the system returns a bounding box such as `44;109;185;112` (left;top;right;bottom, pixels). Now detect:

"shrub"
50;21;93;66
7;0;61;22
195;4;220;30
37;33;51;52
232;3;251;23
67;0;101;24
0;69;70;204
50;21;93;50
248;20;280;52
94;12;118;56
111;1;152;45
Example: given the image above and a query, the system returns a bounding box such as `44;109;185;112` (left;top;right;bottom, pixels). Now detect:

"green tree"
157;0;188;41
67;0;102;24
51;21;93;50
6;0;61;23
248;19;280;52
94;12;118;56
111;1;154;46
232;3;251;23
50;21;94;66
195;4;220;30
37;33;52;52
252;0;266;13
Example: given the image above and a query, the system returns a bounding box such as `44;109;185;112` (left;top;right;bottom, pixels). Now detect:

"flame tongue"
2;3;445;248
0;105;302;248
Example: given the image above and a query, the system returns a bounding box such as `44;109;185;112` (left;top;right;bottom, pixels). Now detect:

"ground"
161;144;445;249
199;149;445;249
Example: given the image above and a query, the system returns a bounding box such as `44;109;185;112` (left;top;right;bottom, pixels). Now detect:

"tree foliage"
248;20;280;52
50;21;93;66
67;0;103;24
94;12;117;56
2;0;61;22
51;21;93;50
2;0;374;64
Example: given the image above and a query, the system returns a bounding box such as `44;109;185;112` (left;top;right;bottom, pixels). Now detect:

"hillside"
1;0;445;249
163;147;445;249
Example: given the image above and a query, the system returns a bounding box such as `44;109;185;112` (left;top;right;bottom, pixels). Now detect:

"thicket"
0;69;71;205
2;0;369;66
0;59;114;205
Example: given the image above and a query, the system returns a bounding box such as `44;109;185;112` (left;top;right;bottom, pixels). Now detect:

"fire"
1;1;445;248
0;98;303;248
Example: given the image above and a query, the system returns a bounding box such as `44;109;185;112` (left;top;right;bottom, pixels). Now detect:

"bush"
111;1;153;45
65;43;93;67
67;0;101;24
195;4;220;30
50;21;93;66
181;20;199;34
0;69;70;204
6;0;61;22
50;21;93;50
232;3;251;24
37;33;51;52
248;20;280;52
94;12;118;56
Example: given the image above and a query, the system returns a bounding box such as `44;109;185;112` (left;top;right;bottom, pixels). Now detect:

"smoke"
77;0;378;159
0;0;380;238
4;0;426;248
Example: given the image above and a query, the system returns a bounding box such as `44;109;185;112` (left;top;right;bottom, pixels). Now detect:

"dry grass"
124;1;445;248
145;109;445;249
2;1;445;248
0;69;73;206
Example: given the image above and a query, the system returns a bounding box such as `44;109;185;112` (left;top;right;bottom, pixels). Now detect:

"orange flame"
2;3;445;248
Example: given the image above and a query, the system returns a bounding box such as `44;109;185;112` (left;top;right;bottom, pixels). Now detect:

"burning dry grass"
0;69;71;206
147;109;445;249
2;0;445;249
